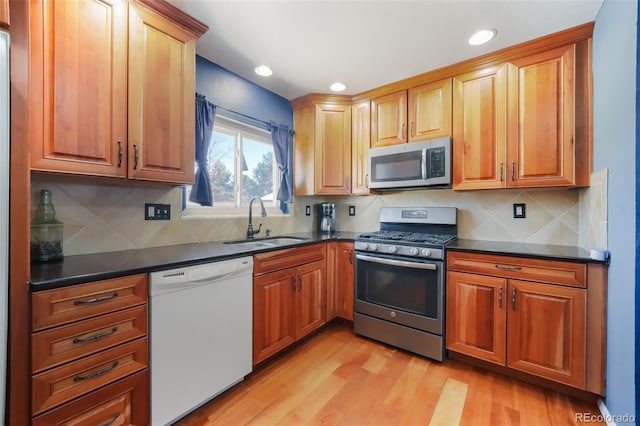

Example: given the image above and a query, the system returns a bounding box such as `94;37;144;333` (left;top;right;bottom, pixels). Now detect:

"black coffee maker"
315;202;336;233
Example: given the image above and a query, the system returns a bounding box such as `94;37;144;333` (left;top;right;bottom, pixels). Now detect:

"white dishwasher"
150;256;253;426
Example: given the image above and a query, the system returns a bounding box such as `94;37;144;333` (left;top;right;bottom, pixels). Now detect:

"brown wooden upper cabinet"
0;0;9;27
371;78;452;148
453;42;590;190
28;0;207;184
293;96;352;195
351;101;371;195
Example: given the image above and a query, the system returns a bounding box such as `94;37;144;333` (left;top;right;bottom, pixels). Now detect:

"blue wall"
195;55;293;130
593;0;637;421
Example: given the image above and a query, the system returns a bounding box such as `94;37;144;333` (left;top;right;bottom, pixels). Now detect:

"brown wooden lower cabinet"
32;370;149;426
446;251;606;396
253;244;327;365
326;241;355;321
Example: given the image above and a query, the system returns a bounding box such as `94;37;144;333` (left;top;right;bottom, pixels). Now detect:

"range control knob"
410;248;419;256
421;248;432;257
388;245;398;254
369;244;378;252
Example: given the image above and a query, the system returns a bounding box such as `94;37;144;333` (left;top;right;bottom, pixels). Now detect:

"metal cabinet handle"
410;121;414;138
73;361;119;382
499;163;503;181
73;327;118;344
74;292;119;305
495;264;522;271
291;276;296;293
511;162;516;180
133;144;139;170
100;413;121;426
365;174;369;189
498;287;503;308
511;288;517;310
349;249;354;265
401;123;405;140
297;274;302;292
117;141;123;168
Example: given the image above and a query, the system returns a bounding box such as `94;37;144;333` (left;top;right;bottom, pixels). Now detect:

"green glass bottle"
30;189;63;263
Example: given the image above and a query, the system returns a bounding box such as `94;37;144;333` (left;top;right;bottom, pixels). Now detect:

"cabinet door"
452;65;507;190
408;79;452;142
295;260;326;339
334;242;354;321
29;0;128;177
128;4;196;184
351;101;371;195
314;104;352;195
0;0;8;27
446;271;507;365
507;280;586;389
507;45;576;187
253;269;296;364
371;91;407;147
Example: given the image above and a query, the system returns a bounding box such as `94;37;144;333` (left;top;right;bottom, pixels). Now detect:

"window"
183;116;283;217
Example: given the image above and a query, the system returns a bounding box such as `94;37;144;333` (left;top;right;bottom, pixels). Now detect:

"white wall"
593;0;637;421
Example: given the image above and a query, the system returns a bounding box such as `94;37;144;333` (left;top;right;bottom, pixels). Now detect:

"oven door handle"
356;254;437;270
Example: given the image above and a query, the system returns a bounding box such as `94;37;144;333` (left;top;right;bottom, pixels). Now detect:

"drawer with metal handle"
32;338;147;415
31;305;147;373
31;274;147;331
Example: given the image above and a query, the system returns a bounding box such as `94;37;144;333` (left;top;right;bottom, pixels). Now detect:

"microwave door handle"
356;254;437;271
421;149;427;180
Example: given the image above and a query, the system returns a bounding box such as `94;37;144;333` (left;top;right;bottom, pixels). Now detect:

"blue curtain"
190;94;216;206
270;122;293;214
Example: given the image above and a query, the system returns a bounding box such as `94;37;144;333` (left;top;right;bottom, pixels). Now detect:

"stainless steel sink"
223;236;309;248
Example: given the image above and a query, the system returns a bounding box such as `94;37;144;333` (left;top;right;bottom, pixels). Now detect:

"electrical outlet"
513;203;526;219
305;205;311;216
349;205;356;216
145;203;171;220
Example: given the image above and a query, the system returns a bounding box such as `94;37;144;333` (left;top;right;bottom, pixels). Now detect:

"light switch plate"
145;203;171;220
349;205;356;216
513;203;526;219
305;205;311;216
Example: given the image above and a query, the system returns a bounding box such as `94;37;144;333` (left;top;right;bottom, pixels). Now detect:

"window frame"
182;116;287;219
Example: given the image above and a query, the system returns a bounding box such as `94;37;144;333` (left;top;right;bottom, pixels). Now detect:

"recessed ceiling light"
254;65;273;76
468;28;497;46
330;82;346;92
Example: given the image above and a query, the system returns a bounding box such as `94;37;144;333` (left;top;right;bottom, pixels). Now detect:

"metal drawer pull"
512;288;517;310
133;144;139;170
73;327;118;344
117;141;123;168
101;413;121;426
73;361;119;382
495;264;521;271
499;163;504;181
74;292;119;305
498;287;503;308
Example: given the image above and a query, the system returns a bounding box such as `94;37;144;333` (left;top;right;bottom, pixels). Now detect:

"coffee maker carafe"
317;202;336;233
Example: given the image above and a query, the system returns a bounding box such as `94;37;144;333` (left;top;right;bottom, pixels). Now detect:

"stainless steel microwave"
368;137;451;190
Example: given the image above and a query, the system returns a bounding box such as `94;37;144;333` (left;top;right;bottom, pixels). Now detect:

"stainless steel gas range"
353;206;457;362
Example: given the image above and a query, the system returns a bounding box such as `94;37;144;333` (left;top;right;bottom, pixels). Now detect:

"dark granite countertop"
30;232;359;291
447;239;609;265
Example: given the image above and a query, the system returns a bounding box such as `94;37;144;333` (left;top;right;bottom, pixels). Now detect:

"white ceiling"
168;0;604;101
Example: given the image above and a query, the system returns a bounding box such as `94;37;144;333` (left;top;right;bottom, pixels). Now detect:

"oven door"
355;253;443;335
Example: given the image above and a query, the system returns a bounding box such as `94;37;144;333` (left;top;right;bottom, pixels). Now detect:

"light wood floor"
175;321;604;426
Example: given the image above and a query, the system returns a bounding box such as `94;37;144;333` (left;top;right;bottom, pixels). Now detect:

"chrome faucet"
246;197;267;239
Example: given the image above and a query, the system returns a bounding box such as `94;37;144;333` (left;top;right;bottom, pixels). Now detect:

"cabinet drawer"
254;243;326;275
32;305;147;373
32;370;149;426
447;251;586;288
32;274;147;331
32;338;147;416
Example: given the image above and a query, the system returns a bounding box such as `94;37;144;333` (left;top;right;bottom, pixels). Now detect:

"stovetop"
357;230;456;246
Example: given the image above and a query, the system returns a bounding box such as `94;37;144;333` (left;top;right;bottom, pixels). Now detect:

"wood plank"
429;378;468;426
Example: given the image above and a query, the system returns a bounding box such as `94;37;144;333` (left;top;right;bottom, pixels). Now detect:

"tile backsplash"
31;173;605;256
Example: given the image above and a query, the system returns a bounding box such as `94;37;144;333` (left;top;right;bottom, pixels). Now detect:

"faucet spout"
247;197;267;239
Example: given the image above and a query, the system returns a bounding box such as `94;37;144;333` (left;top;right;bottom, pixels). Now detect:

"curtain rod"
215;105;274;130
